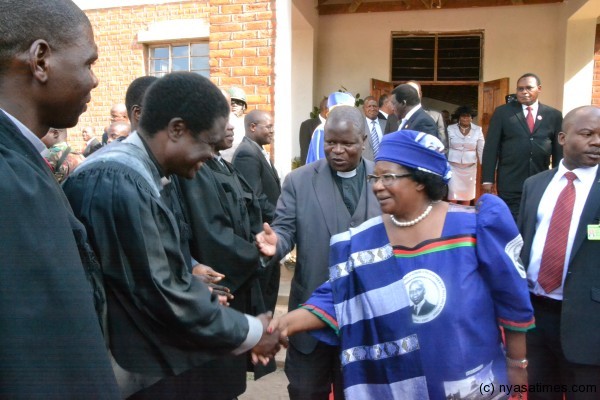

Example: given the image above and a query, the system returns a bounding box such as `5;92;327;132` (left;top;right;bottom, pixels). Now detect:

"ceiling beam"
318;0;563;15
349;0;363;12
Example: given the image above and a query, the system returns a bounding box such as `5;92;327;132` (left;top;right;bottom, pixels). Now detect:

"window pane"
152;59;169;73
191;43;209;57
191;56;209;71
172;45;188;58
172;57;189;71
150;47;168;59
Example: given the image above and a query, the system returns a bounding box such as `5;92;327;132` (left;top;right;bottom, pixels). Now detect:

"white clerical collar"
337;169;357;178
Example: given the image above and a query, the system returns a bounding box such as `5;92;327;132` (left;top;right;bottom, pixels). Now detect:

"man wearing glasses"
482;73;563;220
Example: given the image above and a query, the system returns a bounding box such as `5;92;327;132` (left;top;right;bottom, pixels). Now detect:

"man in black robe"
179;116;275;397
63;72;280;399
0;1;120;397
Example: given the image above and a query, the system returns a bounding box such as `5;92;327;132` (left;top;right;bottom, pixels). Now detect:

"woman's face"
371;161;421;215
459;114;472;127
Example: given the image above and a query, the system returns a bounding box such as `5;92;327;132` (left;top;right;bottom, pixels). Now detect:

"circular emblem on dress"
404;269;446;324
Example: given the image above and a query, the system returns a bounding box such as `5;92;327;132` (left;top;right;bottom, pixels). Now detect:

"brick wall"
71;0;276;153
593;24;600;106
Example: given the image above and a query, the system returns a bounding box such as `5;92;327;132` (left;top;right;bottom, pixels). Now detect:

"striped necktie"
370;120;380;155
538;171;577;293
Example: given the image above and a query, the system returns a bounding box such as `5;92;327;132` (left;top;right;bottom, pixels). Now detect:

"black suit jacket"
518;167;600;366
233;137;282;312
83;137;102;157
388;107;438;138
482;102;562;194
299;117;321;166
0;112;119;397
233;137;281;214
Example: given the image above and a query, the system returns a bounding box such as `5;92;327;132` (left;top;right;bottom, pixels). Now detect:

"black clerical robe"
62;134;253;383
0;112;119;398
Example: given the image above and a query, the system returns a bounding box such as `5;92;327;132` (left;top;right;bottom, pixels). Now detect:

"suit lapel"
570;168;600;263
313;162;343;237
511;102;530;134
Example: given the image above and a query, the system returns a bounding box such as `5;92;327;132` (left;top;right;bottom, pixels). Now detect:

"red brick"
231;66;255;76
232;47;258;57
246;21;270;30
244;56;270;66
220;76;244;86
232;31;258;40
221;57;244;67
219;40;244;49
245;76;270;85
245;39;269;48
221;5;243;14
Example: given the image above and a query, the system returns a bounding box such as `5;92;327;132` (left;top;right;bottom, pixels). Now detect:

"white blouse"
447;123;484;165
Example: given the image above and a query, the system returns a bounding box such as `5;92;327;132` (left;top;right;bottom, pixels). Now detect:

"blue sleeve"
305;125;325;164
476;194;535;331
302;281;340;346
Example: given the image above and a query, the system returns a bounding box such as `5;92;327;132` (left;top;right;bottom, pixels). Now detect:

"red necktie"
538;171;577;293
526;106;535;133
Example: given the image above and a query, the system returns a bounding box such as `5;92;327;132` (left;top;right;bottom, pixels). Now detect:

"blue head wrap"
327;92;355;109
375;130;452;183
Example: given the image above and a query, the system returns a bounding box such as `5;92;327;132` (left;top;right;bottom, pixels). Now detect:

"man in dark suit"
299;97;327;166
387;84;439;138
482;73;563;220
256;105;381;400
82;126;102;156
0;1;120;397
378;93;399;133
518;106;600;400
233;109;281;312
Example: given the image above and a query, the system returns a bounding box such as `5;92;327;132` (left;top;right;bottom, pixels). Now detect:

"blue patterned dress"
302;195;535;399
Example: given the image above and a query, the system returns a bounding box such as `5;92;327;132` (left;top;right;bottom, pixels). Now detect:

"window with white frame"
148;43;209;77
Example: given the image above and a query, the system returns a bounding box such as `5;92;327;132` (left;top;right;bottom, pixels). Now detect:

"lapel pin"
537;115;543;120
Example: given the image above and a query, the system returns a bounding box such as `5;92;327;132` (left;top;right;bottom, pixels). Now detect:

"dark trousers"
498;190;521;222
528;295;600;400
127;357;245;400
285;341;345;400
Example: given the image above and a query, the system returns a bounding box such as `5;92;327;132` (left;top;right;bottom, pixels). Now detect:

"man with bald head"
256;105;381;400
106;120;131;144
103;103;129;144
233;110;281;313
0;0;119;396
519;106;600;399
387;83;438;138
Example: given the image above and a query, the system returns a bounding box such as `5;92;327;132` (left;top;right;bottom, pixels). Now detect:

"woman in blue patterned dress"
260;130;535;399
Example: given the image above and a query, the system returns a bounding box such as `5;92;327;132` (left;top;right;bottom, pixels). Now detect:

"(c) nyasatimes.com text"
479;382;597;396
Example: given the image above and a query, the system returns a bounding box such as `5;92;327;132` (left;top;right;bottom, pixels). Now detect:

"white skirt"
448;162;477;201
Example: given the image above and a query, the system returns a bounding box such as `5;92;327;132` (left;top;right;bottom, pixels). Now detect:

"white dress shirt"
528;161;598;299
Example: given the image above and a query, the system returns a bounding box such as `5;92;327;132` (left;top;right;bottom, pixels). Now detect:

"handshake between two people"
250;311;291;366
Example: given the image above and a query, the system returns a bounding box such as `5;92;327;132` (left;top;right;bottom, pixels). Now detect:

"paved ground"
238;262;293;399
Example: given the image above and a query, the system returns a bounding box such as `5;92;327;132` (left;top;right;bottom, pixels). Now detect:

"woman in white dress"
447;105;484;205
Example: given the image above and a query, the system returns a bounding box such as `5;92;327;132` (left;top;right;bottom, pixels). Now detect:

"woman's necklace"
390;203;433;227
459;125;471;135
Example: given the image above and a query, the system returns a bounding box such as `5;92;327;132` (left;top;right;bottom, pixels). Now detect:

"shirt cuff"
231;315;263;355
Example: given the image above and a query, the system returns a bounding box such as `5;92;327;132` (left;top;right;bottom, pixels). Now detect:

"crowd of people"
1;1;599;400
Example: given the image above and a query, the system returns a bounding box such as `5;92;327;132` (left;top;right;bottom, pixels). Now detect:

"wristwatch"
505;357;528;369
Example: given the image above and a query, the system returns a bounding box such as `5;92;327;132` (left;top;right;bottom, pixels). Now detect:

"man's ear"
132;105;142;125
167;118;187;141
29;39;51;84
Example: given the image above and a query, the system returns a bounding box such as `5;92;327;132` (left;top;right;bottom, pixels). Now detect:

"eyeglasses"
254;123;274;131
367;173;412;186
231;99;246;107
